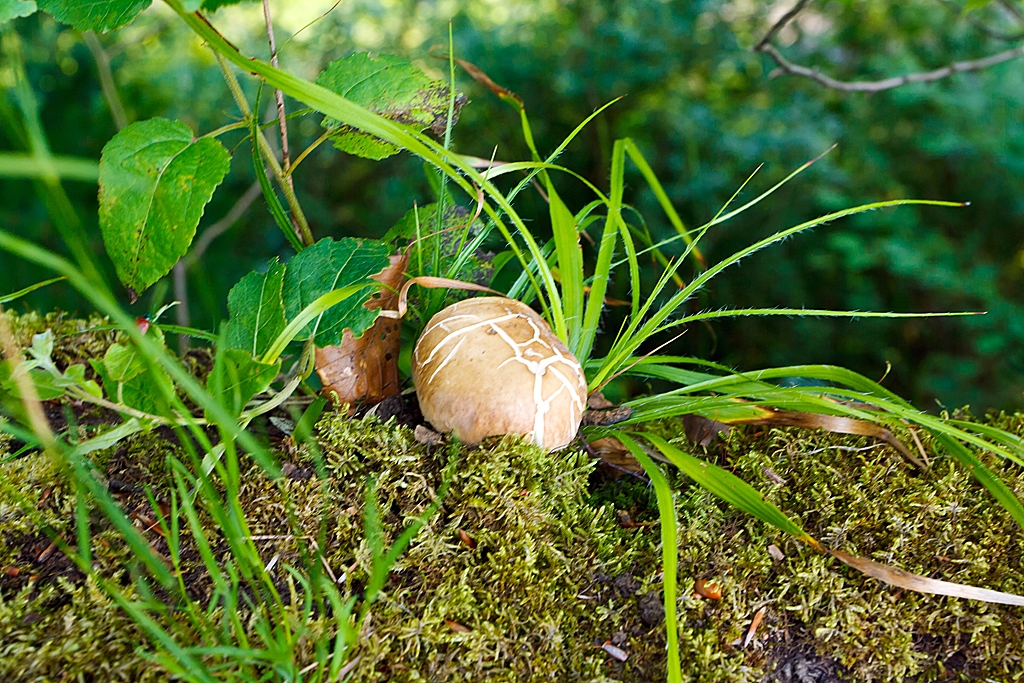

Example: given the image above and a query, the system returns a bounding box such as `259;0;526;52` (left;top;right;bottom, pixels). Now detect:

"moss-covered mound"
1;312;1023;682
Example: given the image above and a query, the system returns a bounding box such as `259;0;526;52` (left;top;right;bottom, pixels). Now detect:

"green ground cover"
2;312;1022;682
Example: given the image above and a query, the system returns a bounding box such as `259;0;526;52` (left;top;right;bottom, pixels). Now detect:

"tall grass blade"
614;432;682;683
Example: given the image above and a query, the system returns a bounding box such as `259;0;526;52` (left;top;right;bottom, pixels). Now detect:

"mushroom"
412;297;588;451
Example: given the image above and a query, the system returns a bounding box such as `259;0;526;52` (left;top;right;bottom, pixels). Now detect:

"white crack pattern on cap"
414;300;587;448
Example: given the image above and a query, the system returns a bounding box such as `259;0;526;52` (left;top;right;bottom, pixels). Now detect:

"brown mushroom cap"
412;297;588;451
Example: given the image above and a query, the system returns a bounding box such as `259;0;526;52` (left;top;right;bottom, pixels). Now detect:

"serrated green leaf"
206;349;279;420
282;237;390;347
36;0;149;31
315;53;464;160
0;0;36;25
99;118;230;296
224;259;287;358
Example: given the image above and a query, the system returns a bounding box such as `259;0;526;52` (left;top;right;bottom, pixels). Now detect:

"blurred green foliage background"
1;0;1022;411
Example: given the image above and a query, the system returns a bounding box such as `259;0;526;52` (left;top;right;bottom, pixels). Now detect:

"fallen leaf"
316;253;406;408
414;424;444;445
588;437;643;475
581;405;633;427
694;579;722;600
445;619;471;633
682;414;732;446
743;606;768;648
457;529;476;549
829;548;1024;606
728;408;923;469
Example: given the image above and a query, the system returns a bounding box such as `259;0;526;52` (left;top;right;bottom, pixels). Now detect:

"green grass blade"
0;153;99;181
167;0;563;328
547;185;583;347
621;138;703;266
614;432;681;683
250;95;305;254
260;283;372;365
638;432;819;546
595;199;962;386
934;433;1024;529
579;143;624;364
0;276;66;304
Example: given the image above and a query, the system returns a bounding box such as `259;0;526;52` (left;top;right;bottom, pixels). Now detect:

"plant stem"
212;51;314;247
261;1;298;210
82;31;128;130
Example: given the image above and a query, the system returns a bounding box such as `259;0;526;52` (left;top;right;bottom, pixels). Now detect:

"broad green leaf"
281;237;390;347
315;53;465;160
59;363;102;399
99;118;230;297
37;0;149;31
0;361;64;401
0;0;36;25
91;328;167;414
206;349;279;420
224;259;287;358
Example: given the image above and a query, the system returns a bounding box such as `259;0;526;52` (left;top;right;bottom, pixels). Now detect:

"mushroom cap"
412;297;588;451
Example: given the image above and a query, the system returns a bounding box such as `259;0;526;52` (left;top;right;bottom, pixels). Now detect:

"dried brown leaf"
316;253;406;408
829;548;1024;606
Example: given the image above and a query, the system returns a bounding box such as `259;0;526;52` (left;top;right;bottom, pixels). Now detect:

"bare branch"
758;42;1024;92
754;0;813;51
998;0;1024;24
184;180;262;266
754;1;1024;92
262;0;299;230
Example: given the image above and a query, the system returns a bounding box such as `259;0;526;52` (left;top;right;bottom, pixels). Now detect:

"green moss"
1;312;1023;681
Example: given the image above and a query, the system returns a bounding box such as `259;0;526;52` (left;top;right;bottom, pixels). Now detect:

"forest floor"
1;311;1023;682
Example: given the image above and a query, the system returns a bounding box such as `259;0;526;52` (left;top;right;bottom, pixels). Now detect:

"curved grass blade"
168;2;563;332
613;432;682;683
251;89;304;253
637;432;1024;605
259;283;374;365
621;138;705;267
594;199;963;387
0;276;66;304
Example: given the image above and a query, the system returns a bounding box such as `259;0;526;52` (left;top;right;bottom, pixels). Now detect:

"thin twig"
754;0;1024;92
261;0;296;191
172;262;190;354
999;0;1024;24
82;32;128;130
184;181;262;266
753;0;813;51
211;51;314;247
759;42;1024;92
